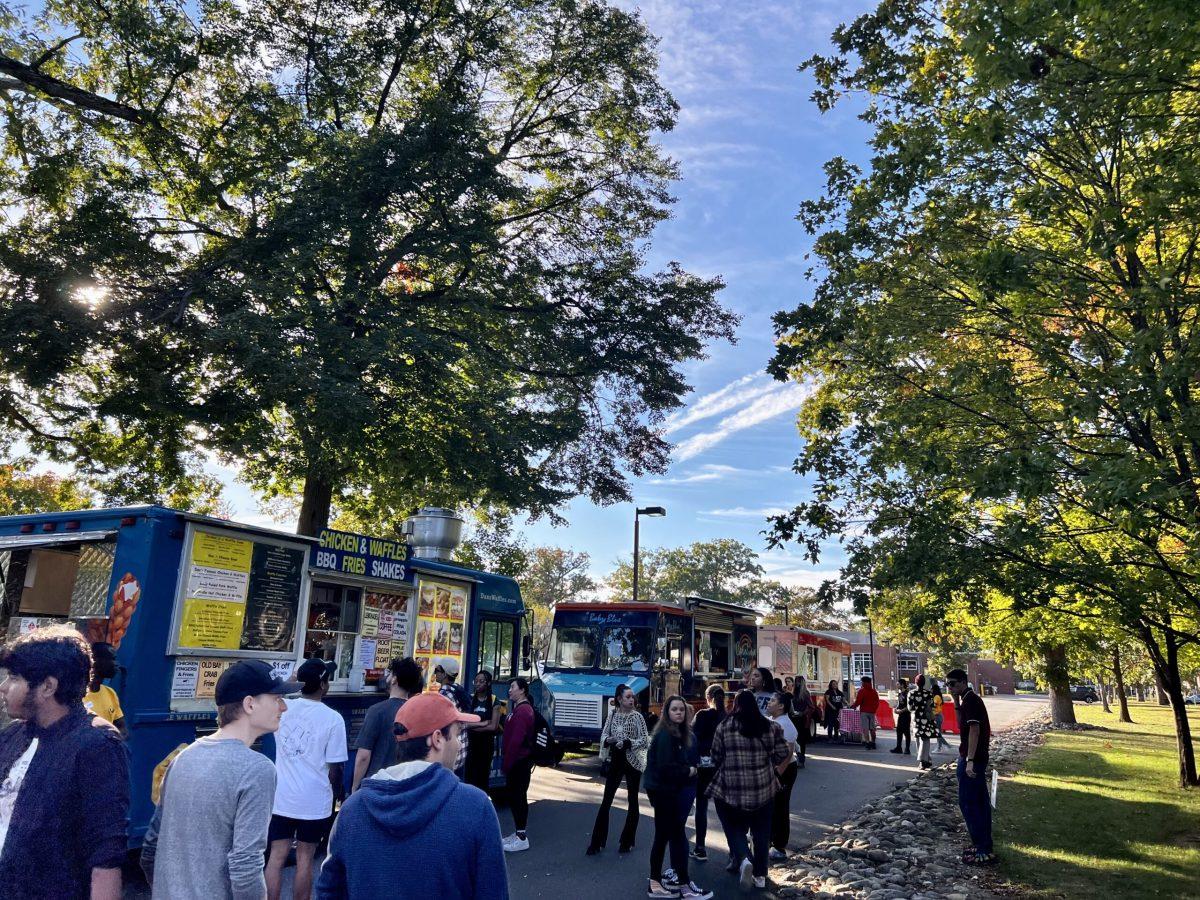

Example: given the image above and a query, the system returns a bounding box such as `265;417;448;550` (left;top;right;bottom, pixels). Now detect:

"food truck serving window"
168;523;309;658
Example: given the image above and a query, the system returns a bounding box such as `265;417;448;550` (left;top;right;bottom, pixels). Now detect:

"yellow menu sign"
179;598;245;650
192;532;253;572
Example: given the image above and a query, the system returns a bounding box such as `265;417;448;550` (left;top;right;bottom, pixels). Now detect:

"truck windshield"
601;626;652;671
548;626;597;669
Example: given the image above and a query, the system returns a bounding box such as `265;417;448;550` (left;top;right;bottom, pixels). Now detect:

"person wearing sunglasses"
945;669;995;866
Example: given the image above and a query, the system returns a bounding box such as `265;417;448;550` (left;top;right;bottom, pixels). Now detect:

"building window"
851;652;874;680
898;654;919;673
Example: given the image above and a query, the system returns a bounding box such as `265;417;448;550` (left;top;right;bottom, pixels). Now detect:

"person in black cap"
142;659;300;900
266;658;348;900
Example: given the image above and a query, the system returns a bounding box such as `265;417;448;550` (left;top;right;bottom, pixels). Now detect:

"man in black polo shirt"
946;668;994;865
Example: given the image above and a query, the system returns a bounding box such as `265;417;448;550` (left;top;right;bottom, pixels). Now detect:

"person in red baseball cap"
315;694;509;900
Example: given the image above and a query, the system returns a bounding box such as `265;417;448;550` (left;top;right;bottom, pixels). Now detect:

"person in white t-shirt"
265;658;348;900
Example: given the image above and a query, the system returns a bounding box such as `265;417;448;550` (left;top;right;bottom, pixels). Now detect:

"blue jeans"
956;757;992;854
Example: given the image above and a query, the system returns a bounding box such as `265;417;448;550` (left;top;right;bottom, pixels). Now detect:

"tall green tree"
519;545;597;657
0;0;734;535
606;538;764;605
772;0;1200;784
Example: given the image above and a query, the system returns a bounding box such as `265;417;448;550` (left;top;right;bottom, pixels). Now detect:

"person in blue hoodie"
315;692;509;900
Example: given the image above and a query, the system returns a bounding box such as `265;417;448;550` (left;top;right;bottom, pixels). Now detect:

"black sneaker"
690;846;708;861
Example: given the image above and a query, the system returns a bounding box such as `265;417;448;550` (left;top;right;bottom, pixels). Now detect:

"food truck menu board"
171;657;297;701
359;592;411;677
172;525;309;657
413;577;468;689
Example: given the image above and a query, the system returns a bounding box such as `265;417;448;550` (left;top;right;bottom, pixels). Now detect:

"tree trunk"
1155;671;1172;706
1113;647;1133;724
1138;622;1199;788
1044;644;1077;725
1135;682;1146;702
1098;674;1112;714
297;472;334;536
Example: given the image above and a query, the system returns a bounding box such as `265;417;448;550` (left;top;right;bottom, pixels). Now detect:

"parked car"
1016;679;1037;691
1070;684;1099;703
1183;693;1200;706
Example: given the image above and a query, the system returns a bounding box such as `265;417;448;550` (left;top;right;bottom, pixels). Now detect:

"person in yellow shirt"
84;642;126;737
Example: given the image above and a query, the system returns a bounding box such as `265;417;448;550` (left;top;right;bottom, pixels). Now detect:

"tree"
770;0;1200;786
606;538;764;604
447;515;530;580
519;546;597;658
0;0;735;536
746;579;850;631
0;459;93;515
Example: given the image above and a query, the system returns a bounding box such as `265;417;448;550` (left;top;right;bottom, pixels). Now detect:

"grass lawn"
995;701;1200;899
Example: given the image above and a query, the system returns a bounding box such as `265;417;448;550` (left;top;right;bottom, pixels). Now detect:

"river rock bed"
769;712;1065;899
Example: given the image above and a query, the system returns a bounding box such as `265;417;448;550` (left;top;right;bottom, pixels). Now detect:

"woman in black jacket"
642;696;710;900
689;684;725;861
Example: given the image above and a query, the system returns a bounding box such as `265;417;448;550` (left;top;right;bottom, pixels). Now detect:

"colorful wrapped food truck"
757;625;853;734
542;596;759;746
0;505;525;846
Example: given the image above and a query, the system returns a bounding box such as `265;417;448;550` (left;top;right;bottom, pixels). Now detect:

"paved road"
125;693;1045;899
504;694;1045;900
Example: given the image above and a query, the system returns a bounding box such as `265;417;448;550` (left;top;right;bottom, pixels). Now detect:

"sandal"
965;850;998;867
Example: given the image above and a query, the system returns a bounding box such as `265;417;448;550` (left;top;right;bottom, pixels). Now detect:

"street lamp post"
632;506;666;602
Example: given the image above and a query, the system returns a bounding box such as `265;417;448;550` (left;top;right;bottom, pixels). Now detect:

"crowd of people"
0;625;994;899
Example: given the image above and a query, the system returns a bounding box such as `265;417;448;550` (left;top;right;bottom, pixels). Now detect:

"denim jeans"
956;757;992;853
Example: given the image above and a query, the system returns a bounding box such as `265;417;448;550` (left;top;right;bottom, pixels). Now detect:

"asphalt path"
503;694;1046;900
124;693;1046;899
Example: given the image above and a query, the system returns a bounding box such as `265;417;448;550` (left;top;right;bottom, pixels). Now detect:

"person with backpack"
588;684;648;855
708;689;791;890
643;696;711;900
464;670;504;791
501;676;536;852
689;684;726;862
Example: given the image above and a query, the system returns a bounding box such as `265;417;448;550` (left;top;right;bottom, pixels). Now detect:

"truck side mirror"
521;633;532;669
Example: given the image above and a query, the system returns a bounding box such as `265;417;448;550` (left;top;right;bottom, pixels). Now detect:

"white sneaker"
768;847;787;861
753;876;766;889
502;833;530;852
738;858;754;889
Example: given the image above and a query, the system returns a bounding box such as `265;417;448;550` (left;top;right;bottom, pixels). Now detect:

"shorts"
860;712;877;731
268;813;334;845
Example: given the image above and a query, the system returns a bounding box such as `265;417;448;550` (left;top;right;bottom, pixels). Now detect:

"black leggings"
771;762;798;850
508;758;534;831
465;736;494;790
590;749;641;849
695;767;715;850
648;787;692;883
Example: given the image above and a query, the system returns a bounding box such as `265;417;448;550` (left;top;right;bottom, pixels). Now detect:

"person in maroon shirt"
850;676;881;749
500;677;536;852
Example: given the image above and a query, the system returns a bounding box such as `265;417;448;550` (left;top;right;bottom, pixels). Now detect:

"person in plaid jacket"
706;690;792;889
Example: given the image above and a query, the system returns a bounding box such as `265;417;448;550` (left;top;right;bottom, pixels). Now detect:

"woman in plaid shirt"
708;690;792;889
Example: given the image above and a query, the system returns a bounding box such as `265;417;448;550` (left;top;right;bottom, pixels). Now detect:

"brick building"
823;630;928;692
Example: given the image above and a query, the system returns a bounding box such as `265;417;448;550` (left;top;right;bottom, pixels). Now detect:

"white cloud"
674;379;813;461
702;505;789;518
649;464;745;485
663;373;776;436
759;548;842;590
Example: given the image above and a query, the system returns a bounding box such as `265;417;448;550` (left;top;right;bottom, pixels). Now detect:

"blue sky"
174;1;875;588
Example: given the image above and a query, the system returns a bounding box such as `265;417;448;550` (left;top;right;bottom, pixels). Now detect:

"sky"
32;1;878;590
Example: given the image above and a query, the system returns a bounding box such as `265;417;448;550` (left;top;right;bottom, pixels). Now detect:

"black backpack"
527;705;558;767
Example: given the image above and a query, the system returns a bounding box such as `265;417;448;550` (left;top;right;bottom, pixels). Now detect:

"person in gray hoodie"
315;692;508;900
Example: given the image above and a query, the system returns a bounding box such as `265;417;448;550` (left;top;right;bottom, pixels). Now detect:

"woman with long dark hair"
689;684;726;861
642;696;710;900
792;679;813;767
766;691;799;861
464;669;503;790
823;679;844;737
748;666;775;715
708;690;791;890
588;684;648;854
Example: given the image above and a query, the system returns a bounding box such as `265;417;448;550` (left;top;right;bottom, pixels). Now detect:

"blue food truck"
542;597;759;746
0;505;526;846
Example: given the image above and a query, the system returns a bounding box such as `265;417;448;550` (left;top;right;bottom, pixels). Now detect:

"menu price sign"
414;578;469;692
240;543;305;652
174;526;308;657
361;606;380;637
